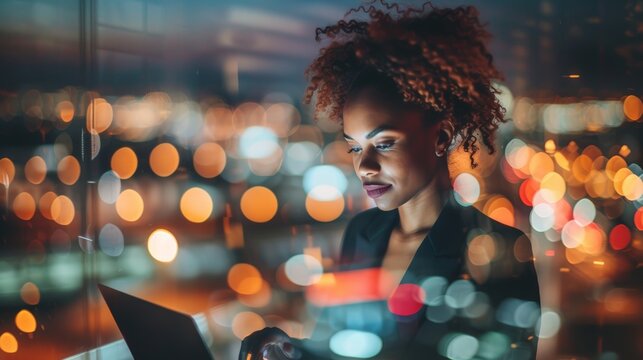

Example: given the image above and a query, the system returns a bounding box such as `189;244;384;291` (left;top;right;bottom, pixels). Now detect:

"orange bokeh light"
0;157;16;185
240;186;278;223
15;310;36;333
86;98;113;133
111;147;138;179
150;143;180;177
228;263;263;295
57;155;81;185
13;192;36;221
25;156;47;184
51;195;75;225
623;95;642;121
56;100;75;123
116;189;144;222
39;191;57;220
305;187;345;222
193;142;226;178
238;280;272;308
204;107;235;141
529;152;554;181
0;332;18;354
180;187;213;223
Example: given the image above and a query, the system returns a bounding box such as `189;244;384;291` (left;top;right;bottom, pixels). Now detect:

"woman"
240;2;541;359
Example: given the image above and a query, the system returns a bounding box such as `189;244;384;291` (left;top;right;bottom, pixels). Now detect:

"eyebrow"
343;125;398;140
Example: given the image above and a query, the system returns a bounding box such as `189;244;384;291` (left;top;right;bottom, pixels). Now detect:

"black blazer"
300;193;541;359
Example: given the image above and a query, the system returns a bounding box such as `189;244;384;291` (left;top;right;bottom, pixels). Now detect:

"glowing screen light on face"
329;330;383;359
239;126;279;159
453;173;480;206
303;165;347;195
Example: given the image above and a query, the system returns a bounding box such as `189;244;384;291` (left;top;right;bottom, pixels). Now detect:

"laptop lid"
98;283;214;360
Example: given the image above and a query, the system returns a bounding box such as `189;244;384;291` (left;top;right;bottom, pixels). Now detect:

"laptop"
98;283;214;360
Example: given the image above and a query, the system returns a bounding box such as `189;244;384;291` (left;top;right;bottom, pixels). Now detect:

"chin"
372;198;399;212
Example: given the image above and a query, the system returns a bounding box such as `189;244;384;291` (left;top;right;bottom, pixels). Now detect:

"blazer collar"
362;191;474;258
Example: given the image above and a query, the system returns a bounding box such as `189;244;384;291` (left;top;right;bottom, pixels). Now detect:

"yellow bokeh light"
13;192;36;221
86;98;113;133
39;191;57;220
25;156;47;185
147;228;178;263
0;332;18;353
15;309;37;333
56;100;75;123
544;139;556;154
623;95;642;121
571;155;593;183
540;172;566;202
57;155;81;185
622;174;643;201
51;195;75;225
180;187;213;223
528;152;554;181
20;282;40;305
116;189;144;222
228;263;263;295
0;157;16;185
193;142;226;178
554;152;570;171
111;147;138;179
613;168;633;195
565;247;586;265
231;311;265;340
305;186;345;222
484;195;515;227
618;145;631;158
605;156;627;180
240;186;278;223
150;143;180;177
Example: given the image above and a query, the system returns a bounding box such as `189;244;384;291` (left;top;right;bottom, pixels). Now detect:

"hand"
238;327;302;360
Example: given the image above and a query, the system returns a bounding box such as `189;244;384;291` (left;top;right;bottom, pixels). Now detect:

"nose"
356;148;380;178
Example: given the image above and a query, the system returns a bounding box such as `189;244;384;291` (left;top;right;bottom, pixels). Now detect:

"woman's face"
342;85;445;211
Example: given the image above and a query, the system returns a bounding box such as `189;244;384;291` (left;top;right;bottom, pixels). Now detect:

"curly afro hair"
304;1;506;168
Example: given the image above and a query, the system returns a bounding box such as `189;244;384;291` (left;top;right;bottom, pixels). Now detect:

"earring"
435;150;445;157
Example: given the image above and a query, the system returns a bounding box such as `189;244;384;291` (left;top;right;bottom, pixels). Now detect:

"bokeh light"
439;333;479;360
305;186;345;222
147;228;178;263
227;263;263;295
15;309;36;333
303;165;347;196
329;330;383;359
193;142;226;178
150;143;180;177
116;189;144;222
623;95;642;121
0;157;16;185
284;254;323;286
51;195;75;225
573;198;596;226
20;282;40;305
239;126;280;159
609;224;631;251
98;171;121;204
240;186;278;223
453;173;480;206
468;235;497;266
25;156;47;184
57;155;81;185
562;220;585;248
86;98;113;133
39;191;57;220
13;192;36;221
265;102;301;137
180;187;213;223
231;311;265;340
56;100;75;123
388;284;425;316
537;310;561;338
0;332;18;354
111;147;138;179
99;223;125;257
540;172;566;203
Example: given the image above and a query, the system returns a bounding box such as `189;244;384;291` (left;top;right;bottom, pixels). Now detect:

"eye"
347;145;362;154
375;142;395;151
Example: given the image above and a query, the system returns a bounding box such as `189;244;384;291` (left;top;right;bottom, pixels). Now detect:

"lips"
363;184;392;199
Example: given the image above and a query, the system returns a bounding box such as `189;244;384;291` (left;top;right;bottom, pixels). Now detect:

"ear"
434;120;455;156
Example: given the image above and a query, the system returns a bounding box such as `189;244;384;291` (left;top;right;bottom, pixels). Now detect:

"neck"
397;163;451;235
